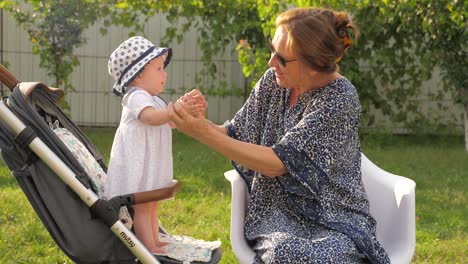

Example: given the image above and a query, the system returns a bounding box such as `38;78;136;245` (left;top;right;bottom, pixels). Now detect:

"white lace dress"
104;87;173;198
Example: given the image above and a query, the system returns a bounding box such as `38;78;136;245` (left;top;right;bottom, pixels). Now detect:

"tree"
348;0;467;150
4;0;466;150
153;0;467;150
2;0;153;90
2;0;162;111
247;1;466;141
2;0;103;91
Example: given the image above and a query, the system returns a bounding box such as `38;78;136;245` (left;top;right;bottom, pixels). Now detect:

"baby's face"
138;56;167;96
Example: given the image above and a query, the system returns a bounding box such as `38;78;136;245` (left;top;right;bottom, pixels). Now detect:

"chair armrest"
224;170;256;264
361;154;415;207
361;153;416;264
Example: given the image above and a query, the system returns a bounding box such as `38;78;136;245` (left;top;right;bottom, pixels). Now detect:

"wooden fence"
0;9;463;132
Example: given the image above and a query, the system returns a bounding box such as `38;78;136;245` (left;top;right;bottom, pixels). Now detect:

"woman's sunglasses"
269;41;297;67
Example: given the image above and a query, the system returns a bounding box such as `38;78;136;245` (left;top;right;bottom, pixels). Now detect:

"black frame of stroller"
0;65;221;264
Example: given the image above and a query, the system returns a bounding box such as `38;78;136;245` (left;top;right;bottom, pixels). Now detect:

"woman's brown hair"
275;7;359;73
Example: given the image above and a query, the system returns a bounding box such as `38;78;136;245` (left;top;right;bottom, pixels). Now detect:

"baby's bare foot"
155;241;170;247
151;242;170;254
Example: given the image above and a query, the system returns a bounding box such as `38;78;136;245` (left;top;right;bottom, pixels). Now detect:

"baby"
105;36;206;253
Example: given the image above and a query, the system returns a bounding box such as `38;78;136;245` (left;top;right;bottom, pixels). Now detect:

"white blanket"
155;233;221;263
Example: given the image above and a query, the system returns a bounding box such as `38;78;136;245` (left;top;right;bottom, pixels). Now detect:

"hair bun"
334;12;352;38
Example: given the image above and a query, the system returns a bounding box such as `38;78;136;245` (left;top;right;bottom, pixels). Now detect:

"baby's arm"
138;106;171;126
138;99;204;128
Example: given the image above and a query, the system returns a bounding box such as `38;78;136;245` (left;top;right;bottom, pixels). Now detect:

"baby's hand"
189;89;208;110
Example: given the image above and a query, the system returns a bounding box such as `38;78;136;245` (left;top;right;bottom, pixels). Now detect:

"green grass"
360;134;467;263
0;129;467;263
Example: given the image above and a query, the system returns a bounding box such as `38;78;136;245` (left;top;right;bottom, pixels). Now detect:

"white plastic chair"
224;153;416;264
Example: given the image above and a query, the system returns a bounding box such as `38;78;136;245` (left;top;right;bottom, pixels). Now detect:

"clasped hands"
169;89;209;138
174;89;208;117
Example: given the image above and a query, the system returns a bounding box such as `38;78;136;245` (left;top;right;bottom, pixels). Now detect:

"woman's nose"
268;54;276;68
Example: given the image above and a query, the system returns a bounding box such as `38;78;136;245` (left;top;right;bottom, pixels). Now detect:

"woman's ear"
306;66;318;78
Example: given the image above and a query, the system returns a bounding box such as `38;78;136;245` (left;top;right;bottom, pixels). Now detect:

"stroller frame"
0;99;159;263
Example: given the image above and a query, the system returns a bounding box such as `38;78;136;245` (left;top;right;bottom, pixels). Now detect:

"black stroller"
0;65;222;264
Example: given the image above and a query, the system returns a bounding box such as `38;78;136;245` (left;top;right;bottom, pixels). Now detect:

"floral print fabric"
53;126;107;196
224;69;390;263
53;125;133;229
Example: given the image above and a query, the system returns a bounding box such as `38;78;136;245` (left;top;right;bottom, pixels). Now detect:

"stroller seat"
51;116;221;264
0;65;221;264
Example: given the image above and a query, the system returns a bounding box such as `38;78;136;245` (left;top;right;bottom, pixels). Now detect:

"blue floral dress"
224;69;390;264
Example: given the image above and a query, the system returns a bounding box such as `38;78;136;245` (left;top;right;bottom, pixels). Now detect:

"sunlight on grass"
0;131;466;263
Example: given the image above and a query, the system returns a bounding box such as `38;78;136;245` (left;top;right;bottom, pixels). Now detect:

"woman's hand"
174;100;205;117
168;101;209;140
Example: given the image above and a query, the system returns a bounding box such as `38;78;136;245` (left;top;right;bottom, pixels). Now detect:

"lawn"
0;128;466;263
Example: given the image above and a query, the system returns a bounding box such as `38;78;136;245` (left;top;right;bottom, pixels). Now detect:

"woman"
169;7;390;264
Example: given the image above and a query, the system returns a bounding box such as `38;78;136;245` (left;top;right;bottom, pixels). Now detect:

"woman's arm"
168;102;287;177
206;120;228;135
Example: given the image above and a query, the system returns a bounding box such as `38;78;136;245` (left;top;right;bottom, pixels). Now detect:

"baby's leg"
150;201;170;253
133;203;158;252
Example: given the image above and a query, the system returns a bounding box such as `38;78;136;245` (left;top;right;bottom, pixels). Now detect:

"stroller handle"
0;64;20;90
134;180;182;204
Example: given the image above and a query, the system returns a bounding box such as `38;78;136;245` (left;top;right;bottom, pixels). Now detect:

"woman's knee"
270;238;317;263
270;236;363;264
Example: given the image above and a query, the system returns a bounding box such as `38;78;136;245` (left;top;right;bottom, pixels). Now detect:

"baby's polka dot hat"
108;36;172;96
